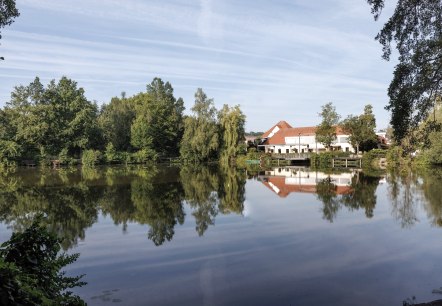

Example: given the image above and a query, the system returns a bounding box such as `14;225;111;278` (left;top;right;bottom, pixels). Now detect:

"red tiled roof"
261;122;347;145
262;121;292;138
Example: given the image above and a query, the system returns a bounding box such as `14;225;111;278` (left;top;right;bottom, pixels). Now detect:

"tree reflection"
316;176;341;223
218;163;246;215
418;168;442;227
387;171;420;228
130;167;185;246
180;165;219;236
0;168;101;250
341;172;379;218
315;172;381;222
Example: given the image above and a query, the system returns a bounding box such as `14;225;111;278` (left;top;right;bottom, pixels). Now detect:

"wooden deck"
332;157;362;168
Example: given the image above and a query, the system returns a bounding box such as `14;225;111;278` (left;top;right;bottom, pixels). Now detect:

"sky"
0;0;397;132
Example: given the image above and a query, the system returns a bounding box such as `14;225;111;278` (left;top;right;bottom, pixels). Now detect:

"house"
259;121;355;154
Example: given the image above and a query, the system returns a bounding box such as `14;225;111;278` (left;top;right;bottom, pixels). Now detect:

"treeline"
0;77;246;165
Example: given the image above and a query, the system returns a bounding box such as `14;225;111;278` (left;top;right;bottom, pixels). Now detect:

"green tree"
218;104;246;162
5;77;102;158
368;0;442;143
98;94;135;152
342;104;377;154
0;0;20;60
180;88;220;163
131;78;185;157
315;102;340;150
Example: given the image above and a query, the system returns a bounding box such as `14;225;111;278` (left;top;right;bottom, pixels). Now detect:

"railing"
271;153;311;159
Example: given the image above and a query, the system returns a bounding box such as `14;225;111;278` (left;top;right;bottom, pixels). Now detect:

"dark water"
1;165;442;306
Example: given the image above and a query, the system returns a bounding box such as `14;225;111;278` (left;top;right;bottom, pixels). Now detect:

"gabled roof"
261;121;348;145
262;121;292;138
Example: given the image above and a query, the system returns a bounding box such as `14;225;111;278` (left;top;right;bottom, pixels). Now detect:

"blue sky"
0;0;396;131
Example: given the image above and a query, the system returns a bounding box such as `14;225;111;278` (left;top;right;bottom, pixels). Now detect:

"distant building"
259;121;356;154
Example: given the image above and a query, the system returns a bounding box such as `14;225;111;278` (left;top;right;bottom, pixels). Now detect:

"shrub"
58;148;70;165
362;149;386;168
105;143;118;164
81;149;101;166
425;131;442;165
0;218;86;306
133;148;157;164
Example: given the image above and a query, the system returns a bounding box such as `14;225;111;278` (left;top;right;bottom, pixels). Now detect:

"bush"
386;146;406;167
362;149;386;168
133;148;157;164
105;143;118;164
0;218;86;306
81;149;101;166
58;148;70;165
425;131;442;165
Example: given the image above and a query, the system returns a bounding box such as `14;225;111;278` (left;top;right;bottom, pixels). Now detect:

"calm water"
1;165;442;306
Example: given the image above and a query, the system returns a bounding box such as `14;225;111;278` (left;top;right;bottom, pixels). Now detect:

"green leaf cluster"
0;217;86;306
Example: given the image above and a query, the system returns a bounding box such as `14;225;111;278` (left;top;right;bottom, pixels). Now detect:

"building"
259;121;355;154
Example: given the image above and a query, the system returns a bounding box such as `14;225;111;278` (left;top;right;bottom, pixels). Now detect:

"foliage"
104;142;118;164
98;95;135;152
218;104;246;161
3;77;102;158
310;151;349;169
424;131;442;165
0;140;19;163
132;148;157;164
368;0;442;143
386;146;407;168
361;148;386;168
341;104;378;154
0;218;86;306
0;0;20;60
130;78;184;157
81;149;101;166
315;102;340;150
180;88;220;163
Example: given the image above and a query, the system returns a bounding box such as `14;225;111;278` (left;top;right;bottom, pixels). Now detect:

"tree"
98;95;135;152
0;0;20;60
218;104;246;161
315;102;340;150
4;77;102;158
368;0;442;144
130;78;185;157
180;88;220;163
342;104;377;154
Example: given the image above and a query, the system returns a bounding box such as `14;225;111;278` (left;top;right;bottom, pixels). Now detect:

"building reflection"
258;167;356;198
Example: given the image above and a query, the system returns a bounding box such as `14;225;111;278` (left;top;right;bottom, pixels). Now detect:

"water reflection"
257;167;380;222
1;165;442;250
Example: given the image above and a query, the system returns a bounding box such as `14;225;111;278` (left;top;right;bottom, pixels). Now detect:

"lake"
1;165;442;305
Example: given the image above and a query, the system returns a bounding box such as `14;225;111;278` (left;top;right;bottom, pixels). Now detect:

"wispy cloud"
0;0;395;130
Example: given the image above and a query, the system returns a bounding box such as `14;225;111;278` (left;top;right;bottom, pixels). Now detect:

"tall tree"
98;94;135;152
218;104;246;161
0;0;20;60
342;104;377;153
315;102;340;150
368;0;442;143
180;88;220;163
131;78;184;157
